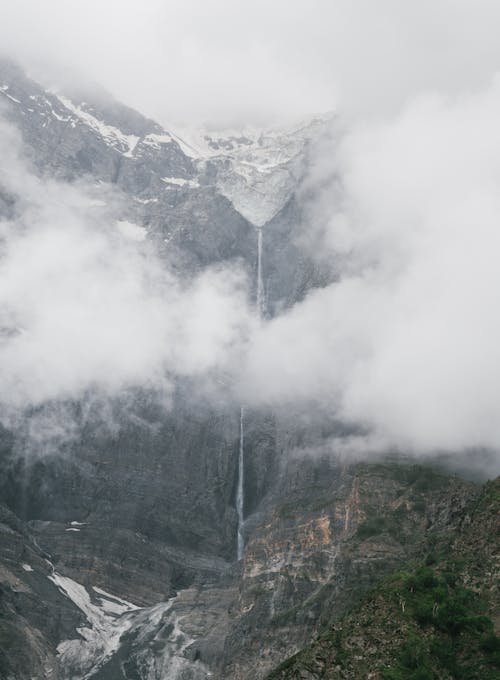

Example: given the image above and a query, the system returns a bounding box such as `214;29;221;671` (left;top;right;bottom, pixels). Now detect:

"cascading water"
256;227;264;316
236;227;265;560
236;406;245;560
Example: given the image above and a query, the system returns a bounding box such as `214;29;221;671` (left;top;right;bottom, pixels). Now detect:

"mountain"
268;477;500;679
0;59;497;680
0;58;333;304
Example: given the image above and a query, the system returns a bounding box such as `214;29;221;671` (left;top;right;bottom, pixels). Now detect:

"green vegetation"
271;651;301;674
476;478;500;512
321;629;350;668
268;474;499;680
356;462;449;492
355;506;412;543
379;565;500;679
277;492;334;519
380;636;436;680
355;514;401;540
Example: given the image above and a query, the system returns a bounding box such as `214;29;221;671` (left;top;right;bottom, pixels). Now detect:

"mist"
240;79;500;470
1;3;499;474
0;117;252;426
2;1;500;127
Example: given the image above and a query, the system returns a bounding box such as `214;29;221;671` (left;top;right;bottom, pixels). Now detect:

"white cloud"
1;2;500;473
240;78;500;463
1;1;500;125
0;118;251;414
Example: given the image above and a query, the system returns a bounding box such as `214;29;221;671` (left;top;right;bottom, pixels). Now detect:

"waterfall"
256;227;264;316
236;406;245;560
236;228;264;560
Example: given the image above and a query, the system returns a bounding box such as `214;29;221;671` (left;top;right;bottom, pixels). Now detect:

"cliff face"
0;60;497;680
216;463;480;679
0;57;327;601
1;456;486;680
267;477;500;680
0;502;84;680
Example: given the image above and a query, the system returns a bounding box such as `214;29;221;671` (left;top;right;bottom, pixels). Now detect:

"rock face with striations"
267;476;500;679
0;59;497;680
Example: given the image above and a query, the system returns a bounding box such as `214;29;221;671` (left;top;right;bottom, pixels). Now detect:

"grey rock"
0;59;486;680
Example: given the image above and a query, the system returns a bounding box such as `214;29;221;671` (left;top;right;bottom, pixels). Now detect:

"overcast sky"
2;2;500;470
2;1;500;126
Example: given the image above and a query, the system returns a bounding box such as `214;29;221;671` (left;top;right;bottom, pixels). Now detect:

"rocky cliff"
268;477;500;679
0;60;497;680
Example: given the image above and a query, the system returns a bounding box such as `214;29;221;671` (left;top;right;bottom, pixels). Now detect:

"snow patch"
92;586;140;615
142;133;172;149
123;137;140;157
48;572;140;679
49;572;211;679
55;94;139;156
161;176;200;189
169;130;204;158
50;107;70;123
0;89;21;104
66;528;81;532
125;596;212;680
134;197;158;204
21;563;33;572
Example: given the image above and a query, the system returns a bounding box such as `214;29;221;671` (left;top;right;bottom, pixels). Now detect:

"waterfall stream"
236;406;245;560
236;227;264;560
256;227;264;316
